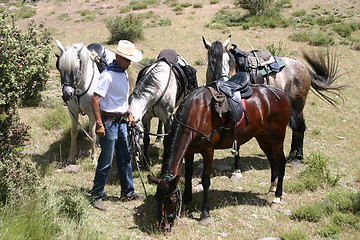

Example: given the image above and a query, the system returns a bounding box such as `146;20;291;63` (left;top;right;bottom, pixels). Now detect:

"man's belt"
101;111;127;122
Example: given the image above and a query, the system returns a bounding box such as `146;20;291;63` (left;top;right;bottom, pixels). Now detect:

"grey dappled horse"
129;50;194;167
203;35;345;173
56;40;115;164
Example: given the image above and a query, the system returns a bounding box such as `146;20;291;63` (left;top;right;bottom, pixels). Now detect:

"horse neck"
162;88;213;177
78;49;98;92
207;50;233;84
129;61;174;121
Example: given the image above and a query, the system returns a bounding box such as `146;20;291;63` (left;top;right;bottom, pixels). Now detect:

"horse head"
56;40;85;102
148;175;181;232
202;35;236;84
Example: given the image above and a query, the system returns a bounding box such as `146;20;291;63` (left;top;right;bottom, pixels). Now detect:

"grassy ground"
11;0;360;239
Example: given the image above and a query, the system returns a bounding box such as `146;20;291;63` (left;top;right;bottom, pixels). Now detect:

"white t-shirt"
94;69;129;113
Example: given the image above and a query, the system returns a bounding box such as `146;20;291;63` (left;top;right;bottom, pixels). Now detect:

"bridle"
158;175;182;229
207;48;231;82
59;47;97;101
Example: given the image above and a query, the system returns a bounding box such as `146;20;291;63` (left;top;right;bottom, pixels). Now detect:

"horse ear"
223;35;231;48
148;175;161;185
202;36;211;50
56;40;65;54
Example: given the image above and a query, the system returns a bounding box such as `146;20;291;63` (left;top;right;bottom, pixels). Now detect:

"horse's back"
246;85;291;133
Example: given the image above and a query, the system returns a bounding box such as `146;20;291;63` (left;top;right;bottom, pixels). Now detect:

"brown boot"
93;199;107;211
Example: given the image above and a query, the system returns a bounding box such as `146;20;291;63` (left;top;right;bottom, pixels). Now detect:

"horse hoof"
231;170;243;182
199;217;211;226
272;197;281;204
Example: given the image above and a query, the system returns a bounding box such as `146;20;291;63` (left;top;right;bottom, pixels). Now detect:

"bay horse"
56;40;115;164
202;35;345;169
148;82;292;231
129;49;197;167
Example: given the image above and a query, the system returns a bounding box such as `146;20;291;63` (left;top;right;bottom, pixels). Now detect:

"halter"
60;48;97;114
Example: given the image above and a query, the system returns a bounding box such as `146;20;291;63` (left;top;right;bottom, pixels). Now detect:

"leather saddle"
208;71;253;124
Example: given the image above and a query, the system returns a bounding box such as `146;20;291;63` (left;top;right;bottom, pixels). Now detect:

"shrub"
0;12;53;110
106;13;144;44
0;114;41;205
236;0;279;16
286;152;341;193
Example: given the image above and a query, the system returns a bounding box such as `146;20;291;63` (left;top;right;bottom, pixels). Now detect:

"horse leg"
183;152;194;205
155;120;163;143
142;116;152;170
288;109;306;162
68;110;79;164
231;145;243;181
256;135;286;204
200;148;214;221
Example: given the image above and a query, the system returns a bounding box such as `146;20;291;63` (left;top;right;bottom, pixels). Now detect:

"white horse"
55;40;115;164
129;49;196;168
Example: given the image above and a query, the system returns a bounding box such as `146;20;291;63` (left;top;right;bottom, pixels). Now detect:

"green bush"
0;113;41;205
106;13;144;44
289;31;335;46
0;12;53;110
236;0;279;16
286;152;341;193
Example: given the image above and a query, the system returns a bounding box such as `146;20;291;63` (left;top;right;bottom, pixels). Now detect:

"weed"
316;223;341;238
292;9;307;17
280;227;310;240
291;203;324;222
266;41;287;56
42;105;70;131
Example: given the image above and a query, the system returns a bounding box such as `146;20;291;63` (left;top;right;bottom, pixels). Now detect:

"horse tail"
302;48;347;107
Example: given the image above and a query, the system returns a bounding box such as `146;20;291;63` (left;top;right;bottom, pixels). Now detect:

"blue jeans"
91;120;135;199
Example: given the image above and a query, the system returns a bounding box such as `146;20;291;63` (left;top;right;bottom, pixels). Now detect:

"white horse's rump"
56;40;114;164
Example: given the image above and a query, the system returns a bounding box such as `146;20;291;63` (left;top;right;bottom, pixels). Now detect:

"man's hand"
127;112;135;127
95;122;105;137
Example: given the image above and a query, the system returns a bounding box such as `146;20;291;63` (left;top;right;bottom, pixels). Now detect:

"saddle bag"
208;86;229;118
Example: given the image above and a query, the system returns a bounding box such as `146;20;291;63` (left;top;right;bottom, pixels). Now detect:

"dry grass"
14;0;360;239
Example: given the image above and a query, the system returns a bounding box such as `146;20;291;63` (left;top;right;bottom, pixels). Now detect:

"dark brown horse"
202;36;345;169
148;83;292;231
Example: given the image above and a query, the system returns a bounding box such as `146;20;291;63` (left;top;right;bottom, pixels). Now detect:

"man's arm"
91;93;105;137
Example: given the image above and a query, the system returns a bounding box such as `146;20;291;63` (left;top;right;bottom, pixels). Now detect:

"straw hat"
111;40;143;62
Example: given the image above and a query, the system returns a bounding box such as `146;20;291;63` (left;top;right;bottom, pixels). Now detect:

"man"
90;40;143;211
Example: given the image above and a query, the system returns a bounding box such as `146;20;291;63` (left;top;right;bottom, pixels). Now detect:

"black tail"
303;48;347;107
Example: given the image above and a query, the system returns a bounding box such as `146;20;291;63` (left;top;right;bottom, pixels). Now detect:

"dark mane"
207;41;236;78
161;87;206;175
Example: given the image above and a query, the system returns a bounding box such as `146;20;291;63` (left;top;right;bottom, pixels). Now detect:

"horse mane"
161;87;205;175
58;43;91;78
208;41;236;78
130;62;170;104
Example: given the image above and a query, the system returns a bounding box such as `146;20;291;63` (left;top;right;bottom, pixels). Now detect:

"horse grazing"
148;82;291;231
129;49;197;167
56;40;114;164
203;35;345;166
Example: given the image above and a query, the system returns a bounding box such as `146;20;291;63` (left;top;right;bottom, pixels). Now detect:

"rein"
173;113;224;145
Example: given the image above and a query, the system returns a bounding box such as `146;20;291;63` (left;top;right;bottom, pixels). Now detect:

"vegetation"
291;189;359;238
106;13;144;44
285;152;342;193
0;12;53;110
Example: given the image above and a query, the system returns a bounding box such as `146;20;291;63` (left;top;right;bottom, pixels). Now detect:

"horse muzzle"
62;85;75;102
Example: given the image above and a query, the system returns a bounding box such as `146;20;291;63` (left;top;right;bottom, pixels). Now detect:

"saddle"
208;71;252;124
229;45;285;84
87;43;108;73
137;49;198;97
